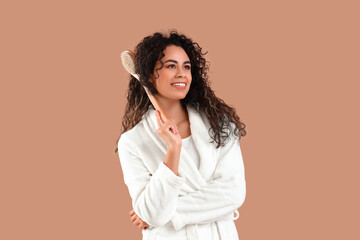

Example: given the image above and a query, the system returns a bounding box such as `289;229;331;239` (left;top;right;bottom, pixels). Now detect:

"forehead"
162;45;190;61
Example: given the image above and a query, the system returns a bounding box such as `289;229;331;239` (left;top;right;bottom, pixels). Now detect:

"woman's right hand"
129;209;149;230
155;110;182;149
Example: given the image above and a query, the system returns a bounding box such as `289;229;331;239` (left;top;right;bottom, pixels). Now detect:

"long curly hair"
115;30;246;153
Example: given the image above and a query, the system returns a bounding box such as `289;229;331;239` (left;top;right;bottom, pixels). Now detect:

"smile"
171;83;186;87
171;83;186;90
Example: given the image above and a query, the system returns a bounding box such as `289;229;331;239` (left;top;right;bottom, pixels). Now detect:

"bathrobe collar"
141;104;218;184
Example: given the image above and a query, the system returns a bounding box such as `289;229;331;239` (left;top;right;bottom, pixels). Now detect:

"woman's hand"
129;209;149;230
155;110;182;148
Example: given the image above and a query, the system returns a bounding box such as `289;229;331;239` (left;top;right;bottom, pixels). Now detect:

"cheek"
187;72;192;80
162;71;173;79
156;70;170;80
156;79;169;91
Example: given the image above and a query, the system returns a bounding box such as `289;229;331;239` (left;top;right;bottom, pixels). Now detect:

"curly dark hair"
115;29;246;153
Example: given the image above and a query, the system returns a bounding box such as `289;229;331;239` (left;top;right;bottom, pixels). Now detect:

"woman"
116;30;247;240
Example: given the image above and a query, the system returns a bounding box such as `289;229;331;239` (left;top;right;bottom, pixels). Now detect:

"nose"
176;68;186;78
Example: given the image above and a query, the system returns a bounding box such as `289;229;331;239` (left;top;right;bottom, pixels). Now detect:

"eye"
184;65;191;70
167;64;175;69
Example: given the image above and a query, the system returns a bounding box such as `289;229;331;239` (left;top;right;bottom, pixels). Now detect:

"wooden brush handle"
142;86;169;123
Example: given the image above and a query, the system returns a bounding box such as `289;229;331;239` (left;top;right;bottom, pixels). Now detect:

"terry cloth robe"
117;104;246;240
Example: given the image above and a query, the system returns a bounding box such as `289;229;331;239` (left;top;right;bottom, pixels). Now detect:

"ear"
149;74;155;84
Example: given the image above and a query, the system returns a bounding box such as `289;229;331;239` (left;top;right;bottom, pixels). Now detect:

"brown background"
1;0;359;239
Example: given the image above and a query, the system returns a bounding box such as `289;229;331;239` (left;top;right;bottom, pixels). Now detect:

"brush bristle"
120;51;136;75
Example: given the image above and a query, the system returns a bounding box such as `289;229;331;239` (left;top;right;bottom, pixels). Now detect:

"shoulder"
225;121;240;145
117;127;144;160
119;121;144;144
120;107;153;141
118;118;149;156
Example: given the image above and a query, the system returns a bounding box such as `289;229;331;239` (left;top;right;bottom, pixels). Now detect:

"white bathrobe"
117;104;246;240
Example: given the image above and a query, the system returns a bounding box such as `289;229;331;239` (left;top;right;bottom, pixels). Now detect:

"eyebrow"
164;59;191;65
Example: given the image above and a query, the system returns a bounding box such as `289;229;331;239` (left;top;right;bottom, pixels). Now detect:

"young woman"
116;30;247;240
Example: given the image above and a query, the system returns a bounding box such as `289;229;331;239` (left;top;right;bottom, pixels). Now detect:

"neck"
156;97;188;125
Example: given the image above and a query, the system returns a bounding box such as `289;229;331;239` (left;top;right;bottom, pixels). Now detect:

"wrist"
168;143;182;152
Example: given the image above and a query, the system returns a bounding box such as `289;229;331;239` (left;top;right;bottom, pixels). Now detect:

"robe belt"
185;210;239;240
186;224;199;240
234;210;239;220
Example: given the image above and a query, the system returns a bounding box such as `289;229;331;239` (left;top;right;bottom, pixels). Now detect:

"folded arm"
169;136;246;230
118;136;185;227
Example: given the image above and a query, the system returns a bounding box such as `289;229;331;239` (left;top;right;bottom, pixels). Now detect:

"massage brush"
120;50;169;122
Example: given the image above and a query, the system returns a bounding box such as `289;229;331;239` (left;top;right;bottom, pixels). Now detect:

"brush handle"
129;72;169;123
142;85;169;123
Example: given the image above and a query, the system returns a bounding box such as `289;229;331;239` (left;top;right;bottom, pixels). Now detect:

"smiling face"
150;45;192;102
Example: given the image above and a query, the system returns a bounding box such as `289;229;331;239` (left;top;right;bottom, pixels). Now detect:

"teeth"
172;83;185;86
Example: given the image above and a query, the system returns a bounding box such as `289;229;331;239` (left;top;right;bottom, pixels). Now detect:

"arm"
118;136;185;227
169;136;246;231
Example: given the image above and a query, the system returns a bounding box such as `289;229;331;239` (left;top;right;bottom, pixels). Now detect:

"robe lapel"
142;105;217;192
186;105;217;182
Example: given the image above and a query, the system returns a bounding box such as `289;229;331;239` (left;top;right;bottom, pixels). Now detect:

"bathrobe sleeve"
118;134;186;227
170;135;246;231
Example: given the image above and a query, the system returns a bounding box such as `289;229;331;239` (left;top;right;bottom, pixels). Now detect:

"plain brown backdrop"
1;0;359;239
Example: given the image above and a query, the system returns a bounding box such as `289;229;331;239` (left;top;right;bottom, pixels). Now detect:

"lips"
171;82;186;90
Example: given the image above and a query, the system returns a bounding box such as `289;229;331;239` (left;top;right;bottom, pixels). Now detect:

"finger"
135;217;142;226
133;218;139;226
138;221;147;229
167;124;178;135
172;126;178;134
130;214;137;222
129;209;135;216
158;110;165;125
157;110;165;124
172;123;178;133
155;110;163;128
169;119;179;132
